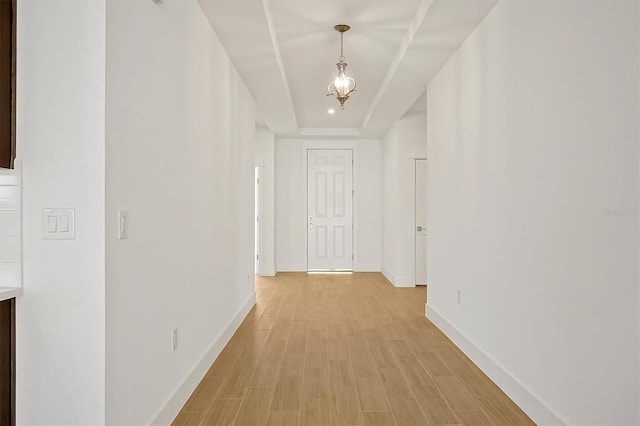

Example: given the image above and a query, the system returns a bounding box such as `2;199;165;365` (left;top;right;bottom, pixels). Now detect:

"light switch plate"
118;210;128;240
43;208;75;240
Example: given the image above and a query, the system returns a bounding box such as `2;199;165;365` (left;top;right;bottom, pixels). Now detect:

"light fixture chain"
339;32;345;62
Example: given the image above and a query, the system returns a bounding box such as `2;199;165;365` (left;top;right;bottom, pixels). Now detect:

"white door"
307;150;353;271
415;159;427;284
255;167;261;275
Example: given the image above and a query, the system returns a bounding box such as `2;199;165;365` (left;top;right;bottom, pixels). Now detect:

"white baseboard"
425;303;566;426
152;292;256;425
276;262;306;272
381;266;395;285
277;263;380;273
353;263;381;272
258;266;276;277
394;276;415;288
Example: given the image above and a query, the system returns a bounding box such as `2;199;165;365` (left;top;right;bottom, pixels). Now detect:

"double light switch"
43;208;75;240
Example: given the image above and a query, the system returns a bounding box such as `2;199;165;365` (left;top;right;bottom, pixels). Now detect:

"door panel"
308;150;353;271
415;159;428;284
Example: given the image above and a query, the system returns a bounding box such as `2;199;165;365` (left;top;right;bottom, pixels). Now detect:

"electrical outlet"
457;289;461;305
172;328;178;352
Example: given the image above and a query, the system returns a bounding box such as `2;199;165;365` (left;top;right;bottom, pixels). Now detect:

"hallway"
172;273;534;425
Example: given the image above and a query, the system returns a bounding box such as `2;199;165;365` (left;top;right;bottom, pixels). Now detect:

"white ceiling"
198;0;499;138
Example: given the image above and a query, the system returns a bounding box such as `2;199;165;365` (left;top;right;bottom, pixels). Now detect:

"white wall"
275;139;381;272
16;1;106;424
426;1;639;424
356;141;383;271
105;1;256;424
381;125;398;281
381;112;427;287
255;125;276;276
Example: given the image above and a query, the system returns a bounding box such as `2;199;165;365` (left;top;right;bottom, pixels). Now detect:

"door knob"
416;226;424;232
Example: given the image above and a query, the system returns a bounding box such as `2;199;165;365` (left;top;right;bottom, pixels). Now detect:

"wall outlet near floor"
457;289;461;305
171;328;178;352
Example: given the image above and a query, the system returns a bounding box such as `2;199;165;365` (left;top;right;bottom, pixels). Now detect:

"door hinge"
352;190;355;197
256;216;259;222
256;254;259;260
352;254;354;261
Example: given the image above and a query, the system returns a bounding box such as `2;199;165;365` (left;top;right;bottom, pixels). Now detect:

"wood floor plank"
233;387;274;426
415;350;453;378
205;351;240;379
271;374;302;411
290;320;309;337
233;328;271;347
361;411;396;426
454;410;492;425
399;328;433;353
387;397;429;426
327;338;349;361
355;376;389;411
387;340;415;361
181;377;224;412
377;367;412;399
269;325;292;341
250;360;281;387
395;357;436;388
234;345;265;369
368;344;397;368
411;385;461;426
201;399;242;426
260;339;287;362
306;342;327;366
218;365;256;399
450;364;498;398
306;329;327;352
328;360;361;425
283;334;307;362
434;376;480;411
266;411;300;426
475;396;535;425
349;352;378;378
347;337;378;378
300;398;332;426
302;364;330;399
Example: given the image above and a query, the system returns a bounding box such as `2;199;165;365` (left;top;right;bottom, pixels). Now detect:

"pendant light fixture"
327;24;356;110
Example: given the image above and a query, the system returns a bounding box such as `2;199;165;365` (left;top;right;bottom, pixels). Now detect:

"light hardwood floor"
172;272;535;426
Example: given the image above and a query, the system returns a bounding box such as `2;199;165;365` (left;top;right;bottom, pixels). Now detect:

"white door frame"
301;140;359;271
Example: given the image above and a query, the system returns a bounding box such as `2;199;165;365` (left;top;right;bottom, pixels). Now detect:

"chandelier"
327;24;356;110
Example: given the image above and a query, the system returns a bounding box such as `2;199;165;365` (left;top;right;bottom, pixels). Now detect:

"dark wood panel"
0;0;14;168
0;298;15;426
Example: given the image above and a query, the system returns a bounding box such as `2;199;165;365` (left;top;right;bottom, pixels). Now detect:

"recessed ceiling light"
328;108;336;114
